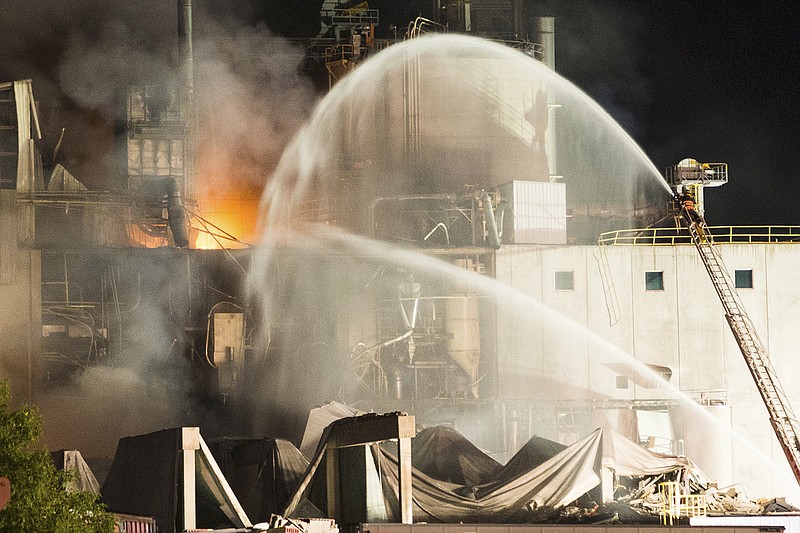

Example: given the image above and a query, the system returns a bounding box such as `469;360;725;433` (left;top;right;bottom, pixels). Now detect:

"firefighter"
680;191;701;222
678;190;706;241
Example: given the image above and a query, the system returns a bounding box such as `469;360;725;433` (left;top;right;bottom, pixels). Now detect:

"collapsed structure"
91;414;791;531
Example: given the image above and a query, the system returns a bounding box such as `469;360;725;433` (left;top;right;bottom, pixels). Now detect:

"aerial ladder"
669;159;800;485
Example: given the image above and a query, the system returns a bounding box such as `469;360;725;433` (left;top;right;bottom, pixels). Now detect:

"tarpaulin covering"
101;428;179;532
369;427;694;523
497;435;566;483
50;449;101;494
208;437;310;524
411;426;502;486
101;427;250;533
373;428;603;523
286;418;701;525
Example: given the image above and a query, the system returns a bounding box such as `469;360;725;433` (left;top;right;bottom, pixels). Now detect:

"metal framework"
677;203;800;486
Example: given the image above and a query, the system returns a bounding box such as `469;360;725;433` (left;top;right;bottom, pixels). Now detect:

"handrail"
599;226;800;246
324;43;354;63
665;161;728;187
406;17;446;39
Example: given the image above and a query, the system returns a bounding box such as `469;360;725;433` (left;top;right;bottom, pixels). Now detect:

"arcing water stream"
250;34;797;503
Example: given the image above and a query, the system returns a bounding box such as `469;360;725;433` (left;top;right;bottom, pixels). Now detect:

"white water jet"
247;34;797;503
261;34;671;243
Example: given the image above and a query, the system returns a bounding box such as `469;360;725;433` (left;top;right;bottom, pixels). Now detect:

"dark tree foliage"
0;381;114;533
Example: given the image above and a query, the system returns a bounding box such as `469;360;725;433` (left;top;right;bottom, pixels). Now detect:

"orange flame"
193;187;262;249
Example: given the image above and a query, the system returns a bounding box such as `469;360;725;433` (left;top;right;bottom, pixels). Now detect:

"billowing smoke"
0;2;319;457
57;21;176;117
190;18;318;246
193;20;317;190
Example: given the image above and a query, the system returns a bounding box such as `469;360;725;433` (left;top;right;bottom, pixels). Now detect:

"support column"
326;448;339;521
398;436;412;524
601;458;614;503
181;427;200;530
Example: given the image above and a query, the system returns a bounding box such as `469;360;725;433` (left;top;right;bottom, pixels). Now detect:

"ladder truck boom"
674;191;800;486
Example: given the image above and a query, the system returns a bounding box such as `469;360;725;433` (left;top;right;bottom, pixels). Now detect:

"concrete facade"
494;242;800;502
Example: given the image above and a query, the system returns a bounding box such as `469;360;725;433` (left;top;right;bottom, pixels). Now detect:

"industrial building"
1;0;799;528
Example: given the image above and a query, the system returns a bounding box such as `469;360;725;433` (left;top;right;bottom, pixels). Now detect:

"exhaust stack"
177;0;195;202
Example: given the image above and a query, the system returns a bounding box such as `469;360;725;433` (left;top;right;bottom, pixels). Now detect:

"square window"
735;269;753;289
645;271;664;291
616;375;629;389
554;270;574;291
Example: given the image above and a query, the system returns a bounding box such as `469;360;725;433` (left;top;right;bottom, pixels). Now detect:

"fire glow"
192;186;261;250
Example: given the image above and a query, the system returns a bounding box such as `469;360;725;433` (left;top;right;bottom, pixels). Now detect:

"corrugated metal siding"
499;181;566;245
114;513;157;533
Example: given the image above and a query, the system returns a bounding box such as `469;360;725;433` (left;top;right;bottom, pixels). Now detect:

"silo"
445;259;481;398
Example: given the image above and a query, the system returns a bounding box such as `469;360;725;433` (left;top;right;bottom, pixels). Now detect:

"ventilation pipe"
177;0;195;201
480;191;501;250
512;0;523;38
532;16;558;179
532;16;555;69
166;178;190;247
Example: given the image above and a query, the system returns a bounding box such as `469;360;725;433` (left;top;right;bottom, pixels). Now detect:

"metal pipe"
481;191;501;249
370;194;457;236
177;0;194;98
512;0;523;38
423;222;450;244
167;177;189;247
532;16;557;180
178;0;195;201
531;17;555;70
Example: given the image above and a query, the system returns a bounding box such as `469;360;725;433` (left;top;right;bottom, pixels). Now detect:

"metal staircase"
680;206;800;485
593;244;622;326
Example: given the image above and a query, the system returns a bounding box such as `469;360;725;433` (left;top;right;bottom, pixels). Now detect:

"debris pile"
256;515;339;533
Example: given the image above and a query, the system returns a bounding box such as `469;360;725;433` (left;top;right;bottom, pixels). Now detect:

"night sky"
1;0;798;225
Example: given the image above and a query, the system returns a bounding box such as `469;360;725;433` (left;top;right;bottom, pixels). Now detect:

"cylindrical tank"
445;294;480;398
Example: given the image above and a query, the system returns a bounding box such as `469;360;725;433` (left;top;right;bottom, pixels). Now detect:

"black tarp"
101;428;179;532
101;427;250;533
411;426;502;487
208;437;309;524
496;435;567;483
